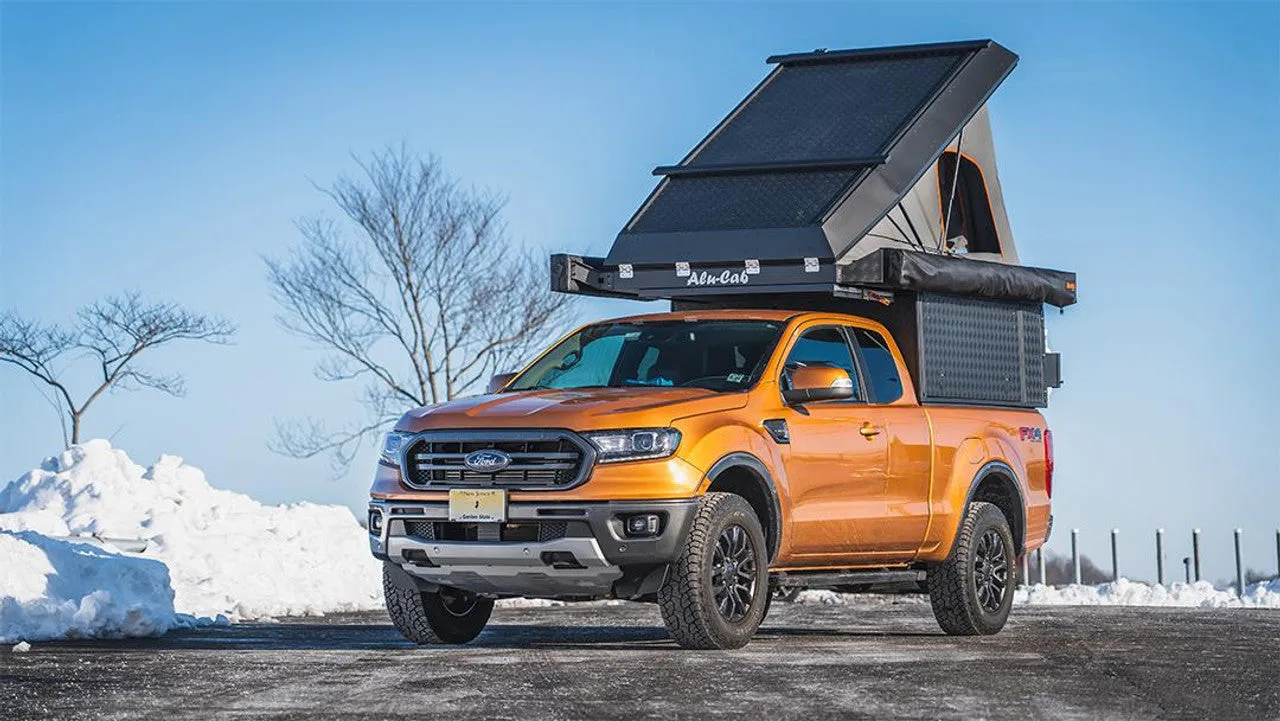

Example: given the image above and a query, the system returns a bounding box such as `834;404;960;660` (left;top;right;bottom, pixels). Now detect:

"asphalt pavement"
3;599;1277;720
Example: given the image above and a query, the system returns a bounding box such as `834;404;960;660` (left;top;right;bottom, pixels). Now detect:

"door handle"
859;423;882;438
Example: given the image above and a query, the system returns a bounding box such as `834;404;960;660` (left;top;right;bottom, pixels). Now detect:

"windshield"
508;319;783;393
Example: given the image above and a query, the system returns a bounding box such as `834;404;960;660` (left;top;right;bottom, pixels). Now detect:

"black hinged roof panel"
609;39;1017;266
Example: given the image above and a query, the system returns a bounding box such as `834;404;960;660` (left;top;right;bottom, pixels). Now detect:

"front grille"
404;520;435;539
400;431;592;490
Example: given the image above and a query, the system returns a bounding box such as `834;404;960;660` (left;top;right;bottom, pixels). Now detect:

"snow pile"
0;440;383;625
1016;579;1280;608
791;590;927;606
0;531;178;643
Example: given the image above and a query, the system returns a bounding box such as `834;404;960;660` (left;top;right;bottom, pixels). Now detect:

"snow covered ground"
1;440;382;643
1016;578;1280;608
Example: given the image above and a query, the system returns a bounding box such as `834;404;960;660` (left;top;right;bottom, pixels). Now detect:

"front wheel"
383;566;494;644
927;501;1015;635
658;492;770;649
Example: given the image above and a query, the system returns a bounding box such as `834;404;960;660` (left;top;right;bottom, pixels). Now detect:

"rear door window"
852;328;904;403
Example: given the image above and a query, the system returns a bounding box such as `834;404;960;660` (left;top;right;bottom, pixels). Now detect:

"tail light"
1044;429;1054;498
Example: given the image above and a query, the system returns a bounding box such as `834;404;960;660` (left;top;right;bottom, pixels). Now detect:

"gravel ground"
2;600;1277;720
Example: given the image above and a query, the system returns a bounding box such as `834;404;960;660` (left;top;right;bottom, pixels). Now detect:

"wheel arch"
703;452;783;563
959;461;1026;556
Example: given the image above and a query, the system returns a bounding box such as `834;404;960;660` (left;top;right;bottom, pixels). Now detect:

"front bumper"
369;498;697;599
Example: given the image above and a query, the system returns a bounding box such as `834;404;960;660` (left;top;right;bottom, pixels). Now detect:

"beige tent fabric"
842;104;1020;265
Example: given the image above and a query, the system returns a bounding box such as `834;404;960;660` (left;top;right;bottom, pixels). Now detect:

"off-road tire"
927;501;1015;636
658;492;770;649
382;566;494;645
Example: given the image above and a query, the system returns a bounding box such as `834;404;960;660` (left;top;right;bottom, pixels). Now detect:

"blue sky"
2;2;1277;581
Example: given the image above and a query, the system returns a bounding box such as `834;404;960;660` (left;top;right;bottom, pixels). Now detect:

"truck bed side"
917;405;1051;562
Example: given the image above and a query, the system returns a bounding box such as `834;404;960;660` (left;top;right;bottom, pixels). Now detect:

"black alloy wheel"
438;586;482;617
973;528;1009;612
712;524;758;622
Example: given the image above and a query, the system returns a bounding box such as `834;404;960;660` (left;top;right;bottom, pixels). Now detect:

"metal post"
1021;554;1030;588
1275;529;1279;581
1037;547;1046;585
1071;529;1081;584
1235;529;1245;597
1156;529;1166;586
1111;529;1120;582
1192;528;1202;582
1182;557;1191;583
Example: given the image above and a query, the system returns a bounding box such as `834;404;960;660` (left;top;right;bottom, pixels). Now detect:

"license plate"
448;489;507;522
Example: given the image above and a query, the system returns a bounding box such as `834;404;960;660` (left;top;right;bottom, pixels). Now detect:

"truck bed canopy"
552;39;1077;309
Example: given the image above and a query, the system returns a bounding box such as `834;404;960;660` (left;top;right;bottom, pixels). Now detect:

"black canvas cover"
837;249;1077;308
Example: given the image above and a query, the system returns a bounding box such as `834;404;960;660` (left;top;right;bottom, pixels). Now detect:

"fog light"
625;514;661;537
368;510;383;535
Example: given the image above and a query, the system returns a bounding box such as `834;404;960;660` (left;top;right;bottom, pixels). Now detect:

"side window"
781;327;861;400
853;328;904;403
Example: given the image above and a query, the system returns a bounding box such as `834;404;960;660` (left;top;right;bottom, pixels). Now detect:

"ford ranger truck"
368;309;1053;649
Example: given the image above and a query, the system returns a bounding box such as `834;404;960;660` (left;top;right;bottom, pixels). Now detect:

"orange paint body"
372;309;1052;569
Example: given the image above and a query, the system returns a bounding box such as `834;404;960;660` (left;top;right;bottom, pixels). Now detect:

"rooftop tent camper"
551;39;1077;408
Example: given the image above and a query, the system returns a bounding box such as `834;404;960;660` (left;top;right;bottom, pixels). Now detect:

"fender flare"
705;452;784;561
952;460;1027;556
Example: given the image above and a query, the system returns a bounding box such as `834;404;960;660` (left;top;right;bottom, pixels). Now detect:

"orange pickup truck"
368;39;1076;648
370;309;1054;648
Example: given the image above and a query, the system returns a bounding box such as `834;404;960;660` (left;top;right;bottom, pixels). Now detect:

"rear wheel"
927;501;1015;635
772;586;803;603
659;493;769;649
383;566;494;644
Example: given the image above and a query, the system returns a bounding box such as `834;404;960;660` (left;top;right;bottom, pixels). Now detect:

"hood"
396;387;747;432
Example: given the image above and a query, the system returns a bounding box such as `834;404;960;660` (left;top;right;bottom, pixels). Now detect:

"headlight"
582;428;681;463
379;432;412;466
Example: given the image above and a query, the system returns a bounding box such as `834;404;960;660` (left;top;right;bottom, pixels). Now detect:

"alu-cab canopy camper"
551;39;1077;409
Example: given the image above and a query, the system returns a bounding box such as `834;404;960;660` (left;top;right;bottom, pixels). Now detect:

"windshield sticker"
726;373;746;383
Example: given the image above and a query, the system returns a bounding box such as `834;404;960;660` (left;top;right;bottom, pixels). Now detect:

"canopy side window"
937;151;1001;255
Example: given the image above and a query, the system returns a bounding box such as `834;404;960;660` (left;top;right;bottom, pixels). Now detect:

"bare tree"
0;292;236;445
266;146;574;469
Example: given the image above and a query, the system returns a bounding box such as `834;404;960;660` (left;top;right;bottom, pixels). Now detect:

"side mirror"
487;372;518;394
782;366;855;405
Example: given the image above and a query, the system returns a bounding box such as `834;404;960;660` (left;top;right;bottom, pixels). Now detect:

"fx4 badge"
1018;427;1043;442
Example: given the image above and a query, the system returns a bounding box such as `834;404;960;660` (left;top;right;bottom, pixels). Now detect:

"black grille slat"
537;521;568;542
401;432;590;490
404;520;435;539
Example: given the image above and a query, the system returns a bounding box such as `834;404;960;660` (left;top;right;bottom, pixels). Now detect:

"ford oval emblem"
463;449;512;473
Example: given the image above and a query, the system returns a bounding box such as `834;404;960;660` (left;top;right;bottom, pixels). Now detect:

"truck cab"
369;39;1075;648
